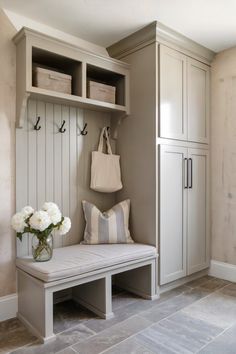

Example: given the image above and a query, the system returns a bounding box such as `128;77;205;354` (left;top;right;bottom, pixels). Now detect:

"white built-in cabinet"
159;44;210;285
108;21;214;288
160;45;210;144
160;145;209;285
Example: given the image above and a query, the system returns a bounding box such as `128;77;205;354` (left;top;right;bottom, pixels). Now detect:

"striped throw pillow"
82;200;134;244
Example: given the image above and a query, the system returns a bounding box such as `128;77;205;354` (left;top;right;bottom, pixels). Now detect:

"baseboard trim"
0;293;18;322
209;260;236;282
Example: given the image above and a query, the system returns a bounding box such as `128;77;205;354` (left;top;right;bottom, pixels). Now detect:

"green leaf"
16;233;23;241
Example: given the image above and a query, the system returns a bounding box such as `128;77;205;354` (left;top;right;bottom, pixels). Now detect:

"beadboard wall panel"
16;99;115;256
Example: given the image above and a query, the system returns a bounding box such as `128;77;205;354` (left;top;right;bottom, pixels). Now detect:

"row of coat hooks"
34;116;110;137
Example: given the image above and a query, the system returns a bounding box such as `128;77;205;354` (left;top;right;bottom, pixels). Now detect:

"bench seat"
16;243;157;282
16;243;158;343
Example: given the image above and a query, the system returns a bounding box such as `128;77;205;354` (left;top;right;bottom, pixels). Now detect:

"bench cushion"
16;243;157;282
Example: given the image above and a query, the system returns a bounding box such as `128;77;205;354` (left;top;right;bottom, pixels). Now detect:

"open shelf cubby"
87;64;125;106
32;47;82;97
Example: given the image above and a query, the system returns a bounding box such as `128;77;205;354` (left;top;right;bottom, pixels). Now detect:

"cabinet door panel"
188;59;210;143
159;45;187;140
187;149;209;274
160;145;188;285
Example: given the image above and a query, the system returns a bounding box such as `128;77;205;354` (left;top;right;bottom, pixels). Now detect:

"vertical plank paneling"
27;100;37;254
66;106;78;246
77;108;88;242
36;101;46;208
45;103;54;201
16;99;115;256
61;106;70;246
83;110;115;211
77;108;85;192
53;104;63;248
16;108;28;256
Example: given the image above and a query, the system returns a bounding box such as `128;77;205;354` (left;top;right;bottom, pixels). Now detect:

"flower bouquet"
12;202;71;262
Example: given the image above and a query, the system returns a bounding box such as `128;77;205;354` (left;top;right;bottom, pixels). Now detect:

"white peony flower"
42;202;62;225
57;217;71;236
29;211;51;232
42;202;59;212
11;212;27;233
21;206;34;218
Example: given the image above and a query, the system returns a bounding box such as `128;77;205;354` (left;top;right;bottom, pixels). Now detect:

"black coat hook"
59;120;66;133
81;123;88;136
34;116;41;131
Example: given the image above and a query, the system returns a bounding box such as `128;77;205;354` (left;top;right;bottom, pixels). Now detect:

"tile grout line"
9;279;231;354
53;297;140;337
137;287;217;321
69;287;188;343
98;315;156;354
8;339;40;354
54;322;97;337
195;321;235;353
69;286;192;345
70;314;154;352
155;282;232;321
99;323;181;354
60;282;229;353
195;283;236;353
72;282;229;354
133;283;233;351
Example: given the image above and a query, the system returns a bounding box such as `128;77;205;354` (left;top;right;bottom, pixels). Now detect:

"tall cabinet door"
187;59;210;143
159;45;187;140
160;145;188;285
187;148;210;274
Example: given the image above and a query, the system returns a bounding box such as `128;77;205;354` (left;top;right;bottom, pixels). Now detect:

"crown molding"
13;27;130;69
107;21;215;64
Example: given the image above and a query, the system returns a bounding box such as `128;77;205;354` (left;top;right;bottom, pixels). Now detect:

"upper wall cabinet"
13;28;130;128
159;45;210;144
187;58;210;143
159;46;187;141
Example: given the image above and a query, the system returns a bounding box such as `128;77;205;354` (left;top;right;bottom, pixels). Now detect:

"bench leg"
72;275;114;319
17;270;55;343
114;260;159;300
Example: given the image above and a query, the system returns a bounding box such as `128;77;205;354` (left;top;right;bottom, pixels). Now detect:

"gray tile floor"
1;276;236;354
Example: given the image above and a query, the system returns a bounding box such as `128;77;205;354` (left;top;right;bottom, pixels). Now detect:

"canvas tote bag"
90;127;123;193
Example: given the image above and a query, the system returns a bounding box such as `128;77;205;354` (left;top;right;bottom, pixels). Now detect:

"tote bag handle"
97;127;112;155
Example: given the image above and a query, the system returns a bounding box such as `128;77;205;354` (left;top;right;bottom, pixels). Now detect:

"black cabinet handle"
184;158;188;189
188;158;193;189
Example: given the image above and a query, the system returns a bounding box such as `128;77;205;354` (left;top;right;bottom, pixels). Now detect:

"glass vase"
32;234;53;262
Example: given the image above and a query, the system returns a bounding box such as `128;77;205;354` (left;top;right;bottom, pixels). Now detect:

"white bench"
16;243;159;342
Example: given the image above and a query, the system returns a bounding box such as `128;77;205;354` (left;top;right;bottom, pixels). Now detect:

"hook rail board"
16;99;116;257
